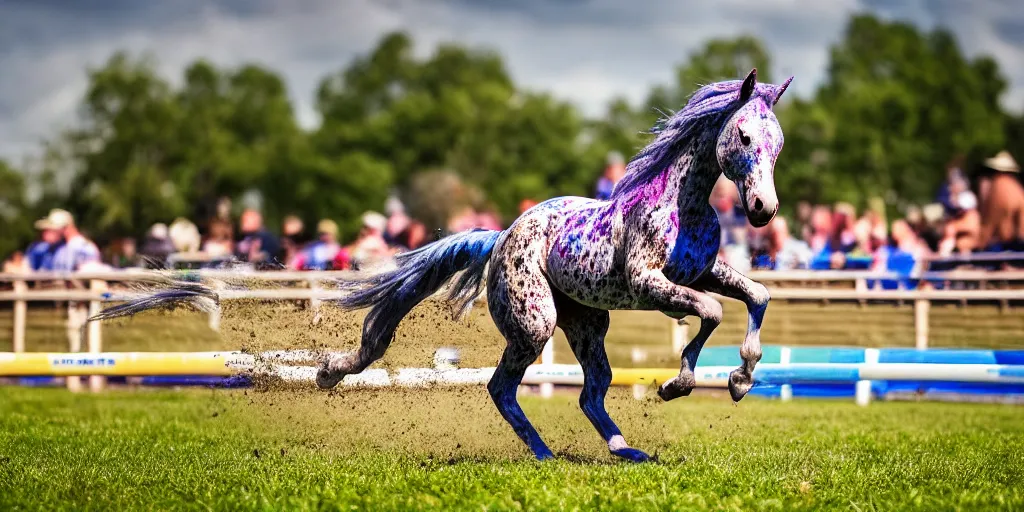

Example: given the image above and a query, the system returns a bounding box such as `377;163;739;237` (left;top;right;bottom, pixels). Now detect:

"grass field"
2;386;1023;511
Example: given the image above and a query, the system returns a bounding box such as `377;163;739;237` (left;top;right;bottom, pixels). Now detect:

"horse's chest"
662;211;721;286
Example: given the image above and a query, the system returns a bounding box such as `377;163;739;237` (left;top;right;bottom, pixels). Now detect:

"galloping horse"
92;69;791;463
320;69;792;462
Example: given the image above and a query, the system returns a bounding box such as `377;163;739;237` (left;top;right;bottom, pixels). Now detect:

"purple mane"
611;78;788;199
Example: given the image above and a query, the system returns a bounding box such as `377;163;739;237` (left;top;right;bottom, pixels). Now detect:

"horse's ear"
773;76;794;106
740;68;757;102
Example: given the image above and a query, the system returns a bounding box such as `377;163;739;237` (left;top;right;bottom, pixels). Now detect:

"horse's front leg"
695;260;770;401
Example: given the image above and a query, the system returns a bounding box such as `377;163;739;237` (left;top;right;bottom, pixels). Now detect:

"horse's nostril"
753;198;764;212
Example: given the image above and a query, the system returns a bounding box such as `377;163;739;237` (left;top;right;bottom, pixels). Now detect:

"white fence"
1;268;1022;357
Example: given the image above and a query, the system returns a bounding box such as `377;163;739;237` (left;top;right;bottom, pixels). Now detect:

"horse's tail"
86;277;220;324
335;228;502;335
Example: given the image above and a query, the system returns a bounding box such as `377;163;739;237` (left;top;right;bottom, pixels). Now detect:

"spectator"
34;209;102;272
169;218;202;254
280;215;306;266
476;209;503;231
3;251;27;273
384;197;426;251
290;219;341;271
767;216;813;270
938;176;981;256
236;209;281;266
794;200;813;242
106;237;138;268
807;205;833;254
340;211;390;270
202;218;234;258
595;151;626;200
447;206;480;233
711;175;746;248
139;223;175;268
25;223;61;272
829;203;858;254
977;151;1024;251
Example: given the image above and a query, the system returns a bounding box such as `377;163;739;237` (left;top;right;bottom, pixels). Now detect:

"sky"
2;0;1023;163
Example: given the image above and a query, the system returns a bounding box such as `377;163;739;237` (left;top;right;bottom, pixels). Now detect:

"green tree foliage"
0;160;34;259
315;32;601;220
779;15;1008;208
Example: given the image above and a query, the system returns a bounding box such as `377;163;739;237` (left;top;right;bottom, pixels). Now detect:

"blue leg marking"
562;305;650;463
488;350;554;460
610;448;651;463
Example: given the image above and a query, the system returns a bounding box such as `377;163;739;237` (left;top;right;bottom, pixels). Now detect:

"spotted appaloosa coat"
313;70;793;462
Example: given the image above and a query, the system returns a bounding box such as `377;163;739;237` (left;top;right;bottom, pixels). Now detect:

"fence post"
779;346;792;402
13;280;27;353
310;277;322;325
66;300;84;393
671;318;689;355
540;337;554;399
88;280;106;392
856;348;879;406
914;299;930;350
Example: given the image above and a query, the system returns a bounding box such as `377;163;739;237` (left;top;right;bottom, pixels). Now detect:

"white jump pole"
540;337;554;398
779;346;792;402
12;280;26;353
855;348;879;406
87;280;105;392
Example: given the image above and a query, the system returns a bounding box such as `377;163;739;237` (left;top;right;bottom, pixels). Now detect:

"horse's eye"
738;127;751;146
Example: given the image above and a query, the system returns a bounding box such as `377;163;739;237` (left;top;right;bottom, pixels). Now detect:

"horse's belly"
546;238;635;310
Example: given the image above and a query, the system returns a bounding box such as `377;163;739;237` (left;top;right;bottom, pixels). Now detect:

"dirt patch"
221;299;508;370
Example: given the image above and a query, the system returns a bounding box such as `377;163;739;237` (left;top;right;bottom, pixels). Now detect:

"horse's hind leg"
486;253;558;460
316;308;398;388
554;292;649;462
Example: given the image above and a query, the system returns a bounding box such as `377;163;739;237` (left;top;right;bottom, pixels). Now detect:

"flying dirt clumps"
220;298;508;370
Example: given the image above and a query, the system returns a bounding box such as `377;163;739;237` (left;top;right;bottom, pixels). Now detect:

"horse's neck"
667;139;720;219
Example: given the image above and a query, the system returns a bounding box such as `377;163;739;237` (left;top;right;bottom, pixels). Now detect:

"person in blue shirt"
289;219;341;271
25;220;63;271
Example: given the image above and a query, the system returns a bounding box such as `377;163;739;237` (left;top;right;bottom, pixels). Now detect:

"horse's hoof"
657;376;695;401
728;370;753;402
533;449;555;461
315;368;341;390
611;448;651;463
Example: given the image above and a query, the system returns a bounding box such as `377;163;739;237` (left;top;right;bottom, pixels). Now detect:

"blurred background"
0;0;1022;275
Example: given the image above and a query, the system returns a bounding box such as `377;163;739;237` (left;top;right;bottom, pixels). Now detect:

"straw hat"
34;208;73;230
316;219;339;237
985;151;1020;173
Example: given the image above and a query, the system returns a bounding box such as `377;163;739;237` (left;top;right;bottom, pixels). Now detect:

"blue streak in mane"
611;79;781;199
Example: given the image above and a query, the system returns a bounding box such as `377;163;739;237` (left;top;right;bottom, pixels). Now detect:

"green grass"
1;386;1023;511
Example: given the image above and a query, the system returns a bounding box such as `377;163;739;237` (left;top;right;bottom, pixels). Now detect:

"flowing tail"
86;276;221;323
317;229;502;388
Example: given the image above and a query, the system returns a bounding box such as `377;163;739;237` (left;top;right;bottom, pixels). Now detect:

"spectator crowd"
4;150;1023;276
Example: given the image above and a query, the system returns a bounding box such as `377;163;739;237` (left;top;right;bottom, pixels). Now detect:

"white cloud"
0;0;1021;163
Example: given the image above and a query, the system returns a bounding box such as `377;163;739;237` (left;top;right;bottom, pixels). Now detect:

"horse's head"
716;69;792;228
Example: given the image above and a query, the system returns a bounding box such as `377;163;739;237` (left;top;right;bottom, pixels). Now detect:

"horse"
90;69;791;463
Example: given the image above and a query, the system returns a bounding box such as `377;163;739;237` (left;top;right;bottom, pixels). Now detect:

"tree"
782;15;1008;208
315;32;599;221
0;160;33;259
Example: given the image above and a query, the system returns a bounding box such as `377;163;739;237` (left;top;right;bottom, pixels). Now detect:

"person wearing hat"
978;151;1024;251
34;208;101;272
289;219;341;271
25;211;64;271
